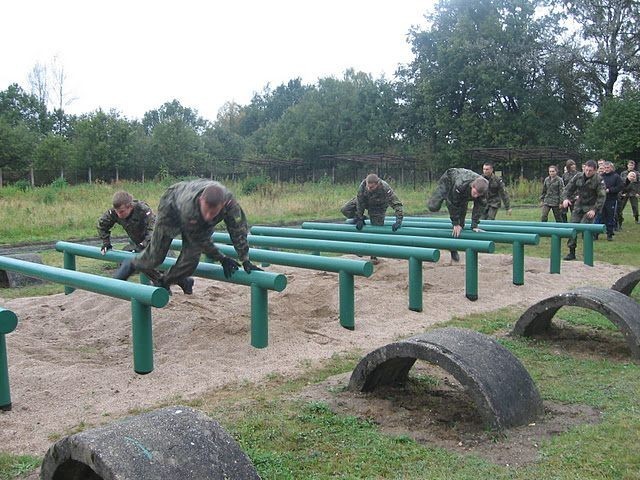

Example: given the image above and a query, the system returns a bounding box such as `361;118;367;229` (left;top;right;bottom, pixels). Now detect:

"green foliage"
241;175;271;195
50;177;68;189
12;179;30;192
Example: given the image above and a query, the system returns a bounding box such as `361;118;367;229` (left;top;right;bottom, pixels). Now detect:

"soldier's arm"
97;210;117;247
387;189;404;223
355;182;367;219
139;203;156;249
540;179;547;201
594;181;606;213
470;196;486;228
222;200;250;263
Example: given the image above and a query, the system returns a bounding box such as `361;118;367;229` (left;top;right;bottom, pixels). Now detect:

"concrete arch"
611;269;640;296
41;406;259;480
512;287;640;359
348;327;543;430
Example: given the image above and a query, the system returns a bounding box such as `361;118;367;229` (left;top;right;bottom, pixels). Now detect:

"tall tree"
563;0;640;105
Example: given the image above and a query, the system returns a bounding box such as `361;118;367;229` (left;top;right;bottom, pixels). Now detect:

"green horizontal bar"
211;232;440;262
170;240;373;277
250;226;494;253
55;242;287;292
0;309;18;335
0;255;169;308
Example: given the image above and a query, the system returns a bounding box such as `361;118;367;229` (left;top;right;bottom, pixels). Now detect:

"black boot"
177;277;195;295
450;250;460;262
563;248;576;261
636;216;639;224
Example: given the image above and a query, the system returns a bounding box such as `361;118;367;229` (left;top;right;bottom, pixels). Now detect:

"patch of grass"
0;453;40;480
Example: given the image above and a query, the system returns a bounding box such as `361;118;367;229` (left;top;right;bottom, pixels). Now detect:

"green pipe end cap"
0;309;18;334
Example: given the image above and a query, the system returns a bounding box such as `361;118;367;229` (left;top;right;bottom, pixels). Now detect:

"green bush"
50;177;68;189
242;175;271;195
13;179;30;192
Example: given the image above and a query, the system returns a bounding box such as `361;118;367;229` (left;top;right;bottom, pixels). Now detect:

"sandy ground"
0;253;634;463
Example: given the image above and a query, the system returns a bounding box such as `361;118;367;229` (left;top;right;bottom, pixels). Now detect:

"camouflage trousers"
567;208;596;249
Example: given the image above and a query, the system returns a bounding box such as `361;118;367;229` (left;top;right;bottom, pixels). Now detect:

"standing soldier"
113;180;262;293
540;165;565;222
341;173;404;231
561;160;606;260
561;159;579;222
480;162;511;220
97;191;169;291
617;160;640;228
600;161;623;240
427;168;489;262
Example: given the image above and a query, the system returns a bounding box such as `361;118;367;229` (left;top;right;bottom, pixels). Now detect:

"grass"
1;180;639;479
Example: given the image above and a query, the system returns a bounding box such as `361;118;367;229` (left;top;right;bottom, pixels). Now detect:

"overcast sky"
1;0;432;122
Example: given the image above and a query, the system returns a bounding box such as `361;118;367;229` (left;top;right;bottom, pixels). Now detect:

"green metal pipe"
379;218;575;274
0;255;169;308
302;222;536;287
251;226;495;253
339;271;355;328
172;240;367;331
466;249;479;300
55;242;286;293
131;299;154;374
408;256;423;311
170;240;373;277
460;218;606;233
583;231;595;266
63;251;76;295
0;308;18;410
251;284;268;348
212;232;441;262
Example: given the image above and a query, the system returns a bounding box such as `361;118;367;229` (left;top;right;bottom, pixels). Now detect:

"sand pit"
0;253;634;458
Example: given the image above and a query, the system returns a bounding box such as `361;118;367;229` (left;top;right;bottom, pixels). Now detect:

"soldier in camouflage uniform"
617;160;640;228
341;173;404;230
561;160;606;260
480;162;511;220
561;159;579;222
427;168;489;261
539;165;565;222
97;191;165;288
114;180;261;292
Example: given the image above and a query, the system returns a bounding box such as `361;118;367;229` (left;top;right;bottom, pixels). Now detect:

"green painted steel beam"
251;226;495;253
55;242;286;293
0;308;18;410
212;232;440;262
301;222;537;286
0;255;169;307
170;239;372;331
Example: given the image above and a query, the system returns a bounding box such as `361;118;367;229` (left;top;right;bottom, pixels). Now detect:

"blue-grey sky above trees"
1;0;431;121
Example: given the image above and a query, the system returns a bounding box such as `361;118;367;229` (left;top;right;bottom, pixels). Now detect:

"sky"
1;0;432;122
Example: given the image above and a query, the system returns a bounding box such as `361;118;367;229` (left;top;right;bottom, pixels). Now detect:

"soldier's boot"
450;250;460;262
563;248;576;261
635;215;639;224
369;256;379;265
113;259;136;281
153;278;172;296
177;277;195;295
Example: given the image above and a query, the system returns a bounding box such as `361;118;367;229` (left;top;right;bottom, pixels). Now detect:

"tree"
584;88;640;159
562;0;640;105
0;117;37;184
34;133;73;182
0;83;51;134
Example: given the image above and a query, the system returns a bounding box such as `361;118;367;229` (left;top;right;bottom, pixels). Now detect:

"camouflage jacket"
97;200;155;249
620;169;640;196
158;180;250;262
562;172;606;213
438;168;487;228
483;174;510;209
540;176;564;206
355;179;403;221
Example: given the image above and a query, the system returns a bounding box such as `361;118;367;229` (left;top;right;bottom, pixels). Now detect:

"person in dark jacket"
113;180;262;293
617;160;640;228
600;161;624;240
561;160;606;260
427;168;489;262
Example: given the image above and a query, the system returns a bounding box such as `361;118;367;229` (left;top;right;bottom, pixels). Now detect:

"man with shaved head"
113;180;261;293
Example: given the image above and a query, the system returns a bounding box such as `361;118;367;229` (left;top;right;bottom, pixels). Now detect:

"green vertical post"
512;241;524;286
465;249;478;301
1;309;18;411
63;252;76;294
251;284;268;348
130;299;154;374
338;271;355;330
583;231;594;267
408;256;423;312
550;234;561;274
0;335;11;410
139;273;150;285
